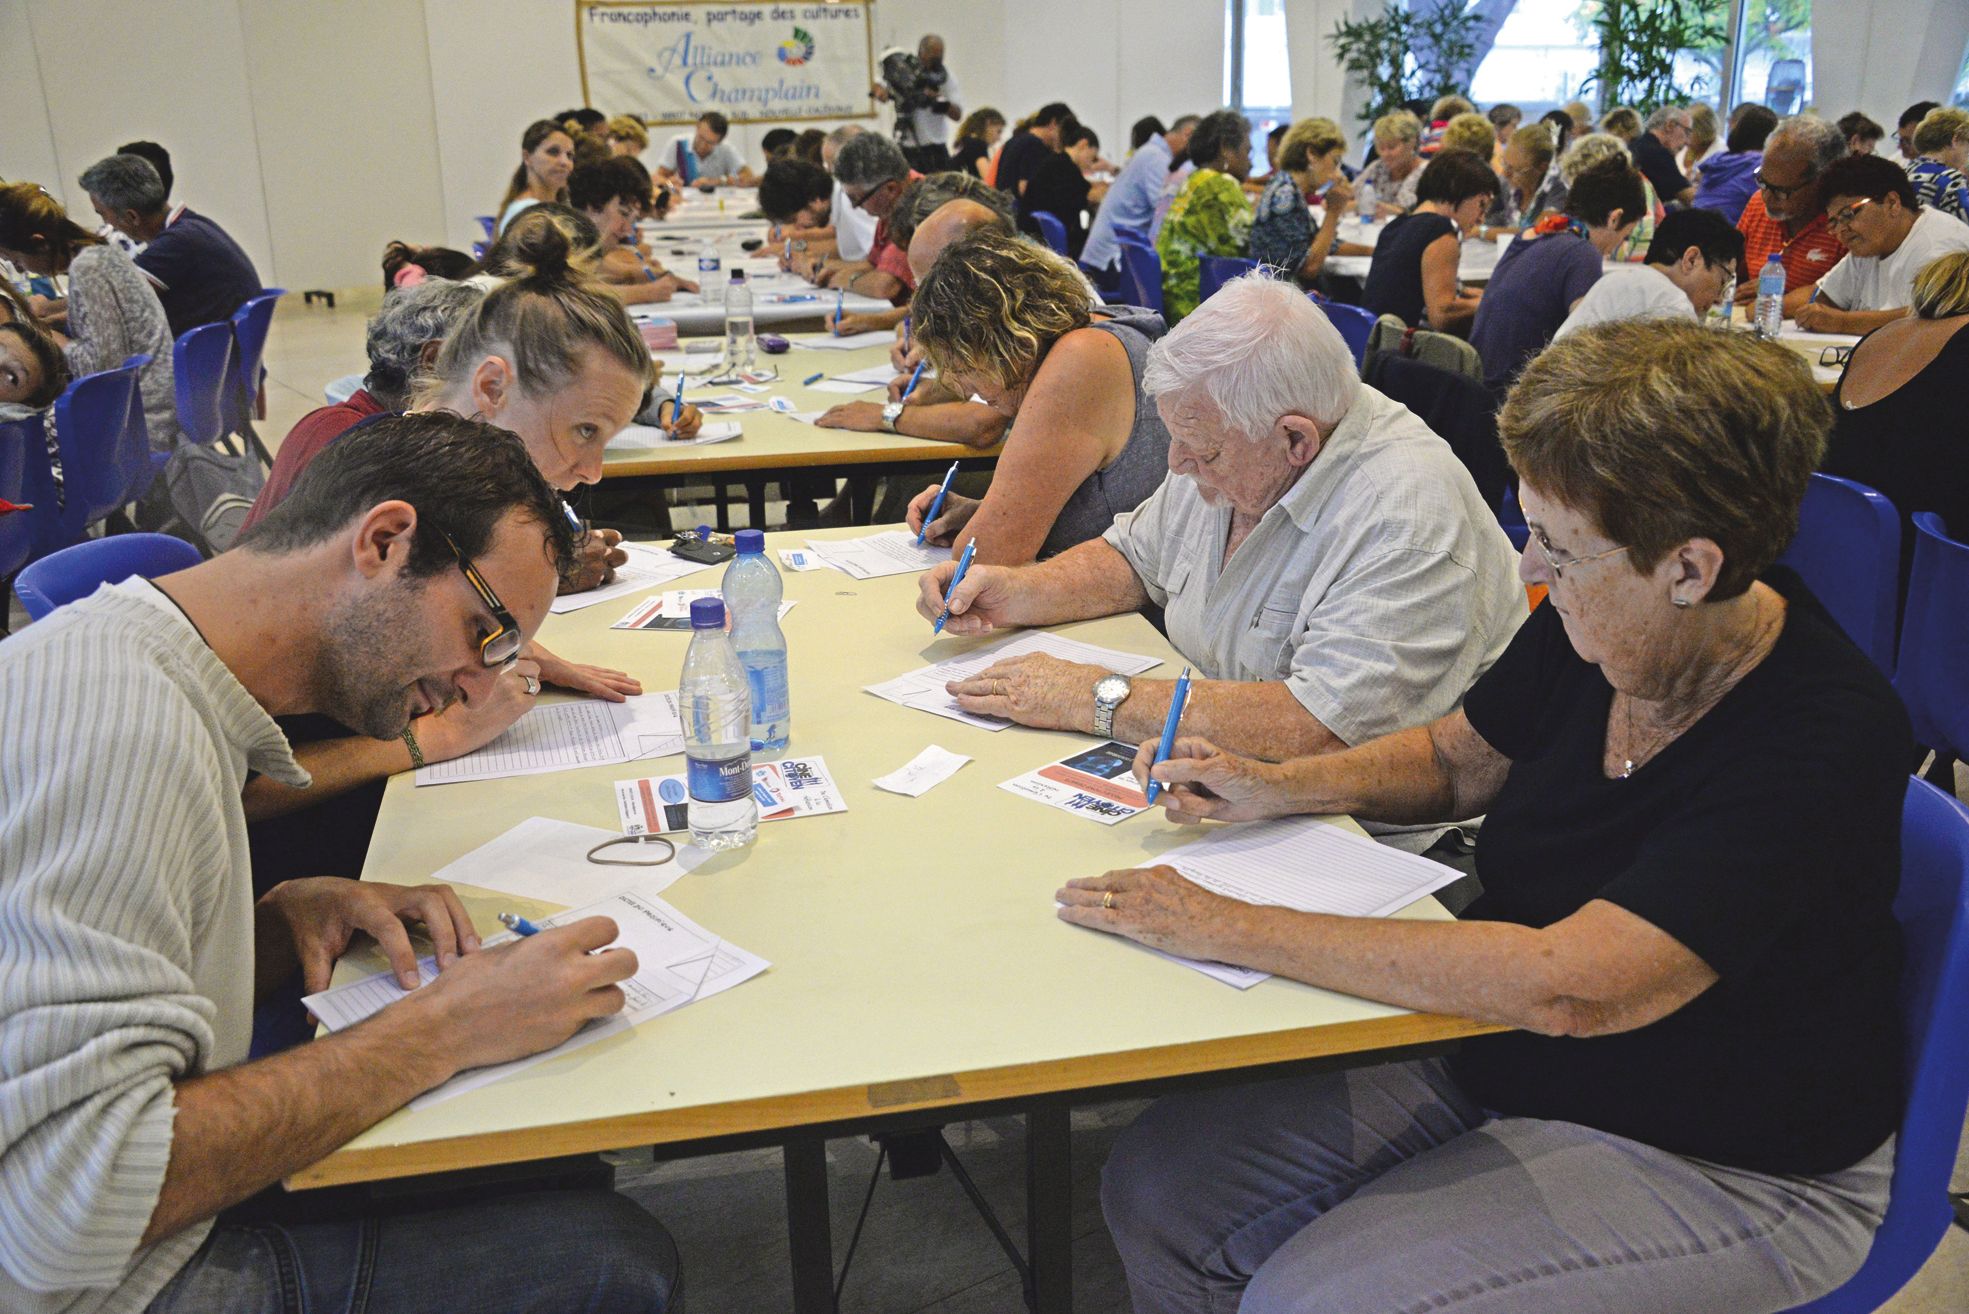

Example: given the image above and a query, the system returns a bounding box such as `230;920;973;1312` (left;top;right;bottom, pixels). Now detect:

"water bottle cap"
1765;252;1783;263
730;269;746;282
734;529;765;553
689;597;726;629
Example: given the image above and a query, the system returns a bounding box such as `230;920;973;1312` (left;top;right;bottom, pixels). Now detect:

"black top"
1454;570;1909;1176
132;208;264;338
1824;320;1969;602
996;132;1054;217
1631;131;1692;202
951;138;990;179
1360;211;1457;327
1027;153;1094;257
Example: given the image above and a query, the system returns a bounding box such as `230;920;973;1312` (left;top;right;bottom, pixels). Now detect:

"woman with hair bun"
497;119;575;234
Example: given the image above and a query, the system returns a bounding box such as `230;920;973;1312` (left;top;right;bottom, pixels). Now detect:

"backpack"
154;430;267;554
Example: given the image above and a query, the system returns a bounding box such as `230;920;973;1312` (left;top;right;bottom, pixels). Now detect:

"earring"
1672;597;1692;609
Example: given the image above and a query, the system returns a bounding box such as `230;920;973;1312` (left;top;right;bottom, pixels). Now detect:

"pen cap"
689;597;727;629
733;529;765;555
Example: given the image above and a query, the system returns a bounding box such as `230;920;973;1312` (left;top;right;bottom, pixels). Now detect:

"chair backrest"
13;531;204;619
1031;211;1070;256
48;356;152;544
1364;314;1484;380
1116;239;1164;314
227;288;286;416
1783;777;1969;1313
476;215;498;241
1497;483;1530;551
1363;351;1511;511
0;416;38;580
173;322;236;448
1313;298;1378;368
1777;472;1899;672
1893;512;1969;762
1198;255;1260;304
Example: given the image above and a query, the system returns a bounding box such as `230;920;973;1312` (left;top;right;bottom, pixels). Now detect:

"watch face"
1094;674;1130;705
882;403;904;420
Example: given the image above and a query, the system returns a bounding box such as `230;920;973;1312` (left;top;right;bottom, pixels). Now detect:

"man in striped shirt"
0;414;677;1313
1732;113;1847;315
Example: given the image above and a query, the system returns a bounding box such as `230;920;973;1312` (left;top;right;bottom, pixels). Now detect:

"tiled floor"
88;295;1969;1310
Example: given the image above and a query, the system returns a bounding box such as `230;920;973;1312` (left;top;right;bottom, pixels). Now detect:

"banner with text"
578;1;875;126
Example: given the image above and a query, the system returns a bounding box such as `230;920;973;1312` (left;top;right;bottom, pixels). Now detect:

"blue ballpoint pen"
903;313;911;350
916;458;959;544
498;913;542;937
900;359;926;402
1143;666;1191;805
802;371;825;386
668;370;685;432
932;540;976;635
561;498;583;534
633;248;661;283
834;291;843;329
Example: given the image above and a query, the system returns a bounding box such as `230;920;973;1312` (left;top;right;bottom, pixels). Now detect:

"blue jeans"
1101;1057;1891;1314
146;1189;678;1313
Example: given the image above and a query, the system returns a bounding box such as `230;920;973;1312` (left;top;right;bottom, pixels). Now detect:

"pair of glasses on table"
1820;346;1853;368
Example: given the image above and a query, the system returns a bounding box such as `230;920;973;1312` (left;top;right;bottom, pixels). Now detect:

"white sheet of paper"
999;740;1149;825
414;693;685;786
831;362;904;385
809;378;884;394
792;331;897;350
611;592;795;631
304;888;768;1109
803;530;948;579
548;541;714;613
423;815;702;905
873;745;972;797
1136;818;1465;987
866;632;1164;730
615;755;846;835
778;547;825;571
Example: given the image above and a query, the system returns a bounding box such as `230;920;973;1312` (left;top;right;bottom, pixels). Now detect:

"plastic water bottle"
1707;272;1737;329
1755;253;1785;340
723;270;755;370
698;239;722;308
680;597;757;849
1356;179;1377;226
722;529;789;752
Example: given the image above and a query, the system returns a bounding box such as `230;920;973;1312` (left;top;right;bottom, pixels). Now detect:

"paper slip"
1140;818;1464;988
1000;740;1149;824
304;888;768;1109
866;632;1163;731
768;396;798;413
609;421;744;452
616;755;846;835
791;330;897;350
809;379;884;394
414;692;685;786
832;362;903;385
423;816;705;905
734;382;771;394
693;397;768;414
874;745;972;797
803;529;948;579
613;591;795;631
548;541;713;613
778;547;825;571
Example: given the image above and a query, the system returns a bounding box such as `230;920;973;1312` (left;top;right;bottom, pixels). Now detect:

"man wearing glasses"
0;412;679;1313
829;132;922;305
1795;153;1969;335
1732;113;1848;311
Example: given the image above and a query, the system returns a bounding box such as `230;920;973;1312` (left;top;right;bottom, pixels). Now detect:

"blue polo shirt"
1468;229;1605;391
1083;135;1175;272
133;207;263;338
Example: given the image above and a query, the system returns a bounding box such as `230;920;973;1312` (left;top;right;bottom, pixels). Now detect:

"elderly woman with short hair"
1356;109;1425;217
916;273;1522;770
1077;318;1908;1314
1247;117;1358;285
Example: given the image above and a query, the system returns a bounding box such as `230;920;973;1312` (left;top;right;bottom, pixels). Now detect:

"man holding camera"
873;34;961;173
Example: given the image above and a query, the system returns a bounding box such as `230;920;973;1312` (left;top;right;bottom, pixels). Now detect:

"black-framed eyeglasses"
440;529;524;666
1827;197;1875;231
1820;345;1854;368
1755;171;1811;199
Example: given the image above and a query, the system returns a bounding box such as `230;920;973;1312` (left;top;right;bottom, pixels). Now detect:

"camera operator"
873;35;962;173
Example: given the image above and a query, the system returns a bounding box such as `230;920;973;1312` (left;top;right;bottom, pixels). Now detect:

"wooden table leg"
1026;1099;1073;1314
784;1134;836;1314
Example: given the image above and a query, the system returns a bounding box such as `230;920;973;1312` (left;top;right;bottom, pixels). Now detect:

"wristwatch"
881;401;904;433
1092;674;1132;737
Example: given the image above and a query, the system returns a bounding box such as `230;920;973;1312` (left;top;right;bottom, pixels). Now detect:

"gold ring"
1102;891;1115;910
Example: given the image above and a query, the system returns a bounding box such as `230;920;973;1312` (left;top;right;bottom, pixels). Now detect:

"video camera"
878;48;950;118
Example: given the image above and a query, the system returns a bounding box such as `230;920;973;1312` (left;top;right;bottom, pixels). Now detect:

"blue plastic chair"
476;215;497;241
14;532;204;620
1031;211;1070;256
1313;298;1378;368
224;288;285;440
1198;255;1259;303
1116;239;1164;314
173;322;235;448
1497;484;1530;552
1782;776;1969;1312
36;356;153;554
0;415;36;582
1777;472;1900;672
1892;512;1969;763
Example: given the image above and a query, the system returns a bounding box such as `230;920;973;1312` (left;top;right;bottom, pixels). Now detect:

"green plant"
1576;0;1728;116
1329;3;1484;127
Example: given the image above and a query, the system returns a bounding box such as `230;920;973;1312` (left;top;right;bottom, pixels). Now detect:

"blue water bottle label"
746;664;789;715
687;754;751;802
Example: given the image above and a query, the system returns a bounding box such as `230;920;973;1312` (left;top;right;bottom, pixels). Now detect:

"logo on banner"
777;26;815;66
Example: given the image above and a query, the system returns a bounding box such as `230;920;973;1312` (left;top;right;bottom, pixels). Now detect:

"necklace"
1612;591;1781;779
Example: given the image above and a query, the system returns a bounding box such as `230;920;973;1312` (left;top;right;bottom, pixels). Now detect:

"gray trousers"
1101;1057;1892;1314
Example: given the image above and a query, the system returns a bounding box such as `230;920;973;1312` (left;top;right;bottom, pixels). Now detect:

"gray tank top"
1036;306;1173;558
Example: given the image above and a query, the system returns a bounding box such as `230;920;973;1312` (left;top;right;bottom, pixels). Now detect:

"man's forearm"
142;1005;453;1245
243;735;410;822
1111;679;1345;761
1005;540;1152;626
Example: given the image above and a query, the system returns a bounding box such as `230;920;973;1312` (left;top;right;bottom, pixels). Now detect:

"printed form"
547;541;714;614
414;692;684;786
804;530;949;579
867;632;1163;730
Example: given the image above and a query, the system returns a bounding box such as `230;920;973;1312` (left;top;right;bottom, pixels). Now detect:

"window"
1226;0;1292;164
1728;1;1812;116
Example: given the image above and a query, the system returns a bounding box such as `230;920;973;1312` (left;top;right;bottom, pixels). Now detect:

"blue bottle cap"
734;529;765;554
689;597;726;629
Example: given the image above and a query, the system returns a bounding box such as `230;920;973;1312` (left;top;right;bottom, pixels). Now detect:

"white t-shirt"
1816;206;1969;312
1554;264;1695;338
663;134;746;183
905;71;959;147
831;178;878;262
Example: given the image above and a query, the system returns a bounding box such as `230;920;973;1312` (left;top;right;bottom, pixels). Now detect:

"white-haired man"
916;274;1525;789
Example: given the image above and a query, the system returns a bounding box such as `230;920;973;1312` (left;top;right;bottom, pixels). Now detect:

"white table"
1325;230;1507;284
627;260;892;335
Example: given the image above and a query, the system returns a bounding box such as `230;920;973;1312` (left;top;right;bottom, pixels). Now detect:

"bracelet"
402;723;426;769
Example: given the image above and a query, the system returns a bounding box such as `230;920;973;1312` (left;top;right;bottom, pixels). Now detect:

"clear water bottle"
699;239;723;308
1707;272;1736;329
681;597;756;849
723;270;755;370
1754;253;1785;340
1356;179;1377;225
722;529;789;752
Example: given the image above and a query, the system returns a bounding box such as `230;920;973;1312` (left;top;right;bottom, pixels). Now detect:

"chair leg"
1953;1191;1969;1233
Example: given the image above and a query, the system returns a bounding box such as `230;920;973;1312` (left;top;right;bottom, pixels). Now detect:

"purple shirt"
1468;229;1605;391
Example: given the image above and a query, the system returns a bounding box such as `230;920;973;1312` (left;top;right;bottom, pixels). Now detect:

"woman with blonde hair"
1357;109;1425;216
1248;117;1359;284
1680;102;1721;174
1564;132;1656;259
605;114;649;158
900;227;1171;563
1440;112;1496;160
497;119;576;234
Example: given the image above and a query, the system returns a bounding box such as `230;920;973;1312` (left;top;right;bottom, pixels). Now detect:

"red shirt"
1736;191;1844;293
242;388;387;531
867;170;925;298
